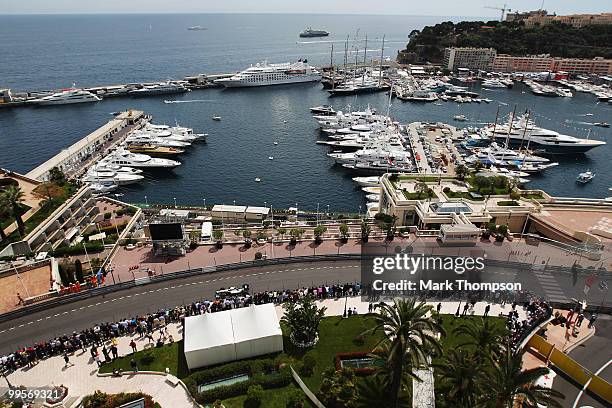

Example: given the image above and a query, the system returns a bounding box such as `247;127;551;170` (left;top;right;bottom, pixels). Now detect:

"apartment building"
492;54;612;75
443;47;497;71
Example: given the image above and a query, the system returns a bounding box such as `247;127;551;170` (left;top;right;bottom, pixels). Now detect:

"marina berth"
214;60;321;87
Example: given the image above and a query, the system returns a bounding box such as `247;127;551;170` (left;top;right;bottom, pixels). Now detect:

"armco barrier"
527;334;612;404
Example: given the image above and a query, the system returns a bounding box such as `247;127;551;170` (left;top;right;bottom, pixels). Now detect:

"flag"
583;274;597;296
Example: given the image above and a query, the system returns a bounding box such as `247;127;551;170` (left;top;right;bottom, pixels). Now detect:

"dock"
26;110;146;181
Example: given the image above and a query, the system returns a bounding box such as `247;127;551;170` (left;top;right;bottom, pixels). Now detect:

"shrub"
75;259;84;282
509;190;521;201
254;252;263;260
116;209;124;217
103;212;111;220
286;389;305;408
300;355;316;377
50;242;104;257
81;391;158;408
244;385;264;408
443;186;451;193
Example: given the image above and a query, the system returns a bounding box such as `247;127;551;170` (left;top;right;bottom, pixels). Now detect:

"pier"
25;110;146;181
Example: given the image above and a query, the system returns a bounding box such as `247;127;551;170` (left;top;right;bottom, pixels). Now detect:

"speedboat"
594;122;610;128
212;115;222;121
366;194;381;202
352;176;381;187
453;115;467;122
576;170;595;184
88;181;118;194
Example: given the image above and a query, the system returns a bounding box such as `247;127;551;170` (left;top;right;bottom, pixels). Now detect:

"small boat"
576;170;595;184
453;114;467;122
594;122;610;128
187;26;207;31
255;178;261;182
212;115;222;121
310;105;336;115
273;141;279;145
268;156;274;160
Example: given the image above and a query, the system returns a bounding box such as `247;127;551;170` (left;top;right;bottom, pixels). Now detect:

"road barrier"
527;334;612;404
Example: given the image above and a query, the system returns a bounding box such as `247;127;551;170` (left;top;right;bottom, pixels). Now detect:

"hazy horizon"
0;0;608;18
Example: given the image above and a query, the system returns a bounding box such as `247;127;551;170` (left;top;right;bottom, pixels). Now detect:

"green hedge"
182;358;292;404
50;241;104;257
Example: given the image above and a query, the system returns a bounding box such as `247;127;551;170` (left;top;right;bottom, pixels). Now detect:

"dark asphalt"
552;316;612;408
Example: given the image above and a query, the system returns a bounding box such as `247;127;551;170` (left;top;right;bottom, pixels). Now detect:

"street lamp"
359;205;362;219
327;204;330;218
317;202;320;225
173;197;177;208
144;195;148;206
233;200;236;206
203;198;206;209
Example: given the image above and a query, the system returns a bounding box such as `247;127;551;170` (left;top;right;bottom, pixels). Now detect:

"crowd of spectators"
0;283;362;373
507;299;552;351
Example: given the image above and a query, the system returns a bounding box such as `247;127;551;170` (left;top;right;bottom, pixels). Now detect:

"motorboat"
576;170;595;184
366;194;381;202
88;181;118;194
482;79;507;89
125;133;190;148
215;60;321;87
126;143;185;157
594;122;610;128
212;115;222;121
187;26;207;31
33;88;101;105
453;115;467;122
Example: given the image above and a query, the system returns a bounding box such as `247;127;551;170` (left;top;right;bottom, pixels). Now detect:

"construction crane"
485;4;512;21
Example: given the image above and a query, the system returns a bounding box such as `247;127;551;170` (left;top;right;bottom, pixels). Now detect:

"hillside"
397;20;612;64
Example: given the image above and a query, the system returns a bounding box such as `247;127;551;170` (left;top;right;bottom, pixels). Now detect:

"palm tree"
484;348;565;408
365;299;445;408
453;317;505;361
3;186;25;237
434;349;485;408
455;164;469;181
415;181;428;198
281;295;327;347
0;195;9;241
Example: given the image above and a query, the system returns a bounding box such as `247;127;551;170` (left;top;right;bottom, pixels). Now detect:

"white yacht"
129;82;189;97
465;143;550;164
82;169;144;185
576;170;595;184
482;114;606;154
125;133;190;148
104;148;181;168
34;89;101;105
352;176;381;187
215;60;321;87
482;79;507;89
91;162;143;175
329;148;410;165
88;181;118;194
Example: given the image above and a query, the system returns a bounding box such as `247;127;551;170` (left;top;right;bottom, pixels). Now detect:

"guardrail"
0;254;609;324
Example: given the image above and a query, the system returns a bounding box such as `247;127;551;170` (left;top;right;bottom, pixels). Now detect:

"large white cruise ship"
482;114;606;154
215;60;321;87
33;89;101;105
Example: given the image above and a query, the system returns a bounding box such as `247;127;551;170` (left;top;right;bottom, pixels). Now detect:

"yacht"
482;114;606;154
576;170;595;184
187;26;207;31
91;162;143;175
594;122;610;128
126;143;185;157
104;148;181;168
555;88;573;97
482;79;507;89
466;143;550;164
88;181;118;195
352;176;381;187
299;28;329;38
34;89;101;105
82;169;144;185
310;105;336;115
129;82;189;97
453;115;467;122
215;60;321;87
125;133;190;148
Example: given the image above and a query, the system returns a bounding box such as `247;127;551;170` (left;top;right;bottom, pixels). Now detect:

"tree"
473;175;492;193
58;264;70;287
212;230;223;248
483;348;564;408
277;227;287;240
289;228;304;244
453;317;505;362
0;196;9;241
234;229;243;238
339;223;349;241
256;229;267;241
74;259;84;283
281;295;327;347
48;167;66;186
360;222;371;242
2;186;25;237
434;349;485;408
318;367;359;408
365;299;445;408
286;389;305;408
313;225;327;243
455;164;468;180
415;181;428;198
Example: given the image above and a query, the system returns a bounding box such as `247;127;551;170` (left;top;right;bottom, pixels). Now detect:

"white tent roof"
231;303;282;343
183;312;234;354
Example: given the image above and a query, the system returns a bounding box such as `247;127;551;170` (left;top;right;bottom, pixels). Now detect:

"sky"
0;0;609;17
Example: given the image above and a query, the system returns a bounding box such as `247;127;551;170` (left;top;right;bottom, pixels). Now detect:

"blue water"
0;14;610;211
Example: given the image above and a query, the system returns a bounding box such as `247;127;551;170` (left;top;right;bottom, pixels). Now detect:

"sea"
0;14;610;211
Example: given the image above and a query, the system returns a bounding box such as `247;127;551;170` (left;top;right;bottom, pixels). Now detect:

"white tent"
183;303;283;370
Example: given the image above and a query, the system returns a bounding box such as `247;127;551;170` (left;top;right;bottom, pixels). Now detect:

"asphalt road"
0;259;609;357
552;316;612;408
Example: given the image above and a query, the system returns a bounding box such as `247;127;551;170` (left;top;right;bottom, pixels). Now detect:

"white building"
443;47;497;72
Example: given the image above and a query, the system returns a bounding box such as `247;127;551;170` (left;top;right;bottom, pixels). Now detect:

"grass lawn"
444;190;484;201
520;192;544;200
497;200;520;206
402;191;438;200
99;313;506;407
99;341;190;378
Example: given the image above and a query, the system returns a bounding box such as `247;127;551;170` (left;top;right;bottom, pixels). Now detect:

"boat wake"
163;99;217;104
